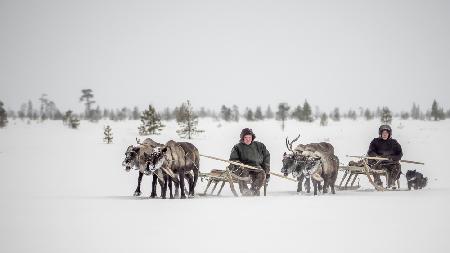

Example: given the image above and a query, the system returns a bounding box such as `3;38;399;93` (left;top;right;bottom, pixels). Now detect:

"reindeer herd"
122;138;199;199
122;135;339;198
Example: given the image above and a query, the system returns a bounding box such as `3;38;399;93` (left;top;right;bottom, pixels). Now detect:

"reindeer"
122;138;180;198
146;140;200;199
281;135;338;195
281;135;321;193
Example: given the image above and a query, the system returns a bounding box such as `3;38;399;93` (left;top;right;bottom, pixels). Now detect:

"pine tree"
91;105;102;122
291;105;303;121
138;105;164;135
364;108;374;120
18;103;27;120
431;100;439;120
254;106;264;120
220;105;232;121
380;107;392;125
0;101;8;128
244;108;254;121
103;125;113;144
431;100;445;121
411;103;421;120
347;110;357;120
39;94;49;121
26;100;33;120
231;105;240;122
109;109;117;121
320;113;328;126
331;107;340;121
176;100;203;139
302;100;313;122
276;103;290;131
132;106;140;120
63;110;80;129
265;105;274;119
80;89;95;120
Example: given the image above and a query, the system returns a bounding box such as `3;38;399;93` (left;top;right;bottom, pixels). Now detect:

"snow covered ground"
1;118;449;253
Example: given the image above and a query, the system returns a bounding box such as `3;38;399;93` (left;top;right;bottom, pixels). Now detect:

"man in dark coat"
367;125;403;188
229;128;270;196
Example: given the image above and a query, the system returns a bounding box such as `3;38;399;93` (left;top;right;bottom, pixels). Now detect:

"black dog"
405;170;428;190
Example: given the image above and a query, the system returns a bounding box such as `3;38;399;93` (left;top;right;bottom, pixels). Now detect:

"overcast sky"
1;0;449;113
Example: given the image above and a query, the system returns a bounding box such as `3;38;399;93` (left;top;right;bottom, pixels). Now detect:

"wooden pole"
347;155;424;165
200;154;297;182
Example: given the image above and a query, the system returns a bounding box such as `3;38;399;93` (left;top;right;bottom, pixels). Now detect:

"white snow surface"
1;119;449;253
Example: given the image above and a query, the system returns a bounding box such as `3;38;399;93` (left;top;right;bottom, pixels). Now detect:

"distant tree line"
2;90;449;133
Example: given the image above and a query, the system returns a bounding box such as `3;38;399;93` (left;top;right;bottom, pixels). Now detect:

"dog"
405;170;428;190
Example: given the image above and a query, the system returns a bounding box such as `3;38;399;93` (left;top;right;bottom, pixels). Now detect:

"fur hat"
379;125;392;138
240;128;256;142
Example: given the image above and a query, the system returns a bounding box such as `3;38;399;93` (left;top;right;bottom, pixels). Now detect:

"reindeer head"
135;138;162;174
122;145;140;171
142;146;169;174
281;134;303;176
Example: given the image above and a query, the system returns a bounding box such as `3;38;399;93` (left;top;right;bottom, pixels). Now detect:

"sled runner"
339;158;402;191
199;154;296;197
199;169;246;197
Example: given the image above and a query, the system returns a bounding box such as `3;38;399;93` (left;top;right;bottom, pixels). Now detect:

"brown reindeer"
147;140;200;199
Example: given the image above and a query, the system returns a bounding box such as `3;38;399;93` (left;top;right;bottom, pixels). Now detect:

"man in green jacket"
229;128;270;196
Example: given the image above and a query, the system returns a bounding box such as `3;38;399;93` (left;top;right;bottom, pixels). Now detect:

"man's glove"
227;164;238;172
265;173;270;182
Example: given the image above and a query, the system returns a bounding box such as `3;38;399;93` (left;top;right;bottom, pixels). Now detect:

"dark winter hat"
378;125;392;138
240;128;256;141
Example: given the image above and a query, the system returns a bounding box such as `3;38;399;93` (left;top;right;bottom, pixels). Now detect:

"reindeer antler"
286;134;301;152
285;137;292;152
136;138;149;147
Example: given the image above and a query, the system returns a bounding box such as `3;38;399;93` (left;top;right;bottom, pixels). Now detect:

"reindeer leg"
150;174;158;198
168;177;174;199
186;172;194;198
193;168;199;195
161;176;167;199
330;182;336;194
312;179;318;196
297;174;304;192
174;178;180;198
179;169;187;199
305;177;311;193
134;172;143;196
322;180;328;194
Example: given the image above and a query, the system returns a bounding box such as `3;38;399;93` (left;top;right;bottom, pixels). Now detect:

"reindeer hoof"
170;195;174;199
150;194;157;199
133;191;141;196
180;195;187;199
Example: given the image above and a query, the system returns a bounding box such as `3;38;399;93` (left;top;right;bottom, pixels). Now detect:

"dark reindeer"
122;138;180;198
281;135;338;195
281;135;322;194
147;140;200;199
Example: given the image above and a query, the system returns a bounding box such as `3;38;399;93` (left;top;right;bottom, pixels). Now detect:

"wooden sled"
199;168;267;197
338;159;400;191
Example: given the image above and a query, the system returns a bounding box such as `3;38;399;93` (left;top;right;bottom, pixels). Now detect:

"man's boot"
238;181;252;196
373;174;383;186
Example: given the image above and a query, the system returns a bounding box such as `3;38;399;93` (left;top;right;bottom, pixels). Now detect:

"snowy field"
1;119;449;253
